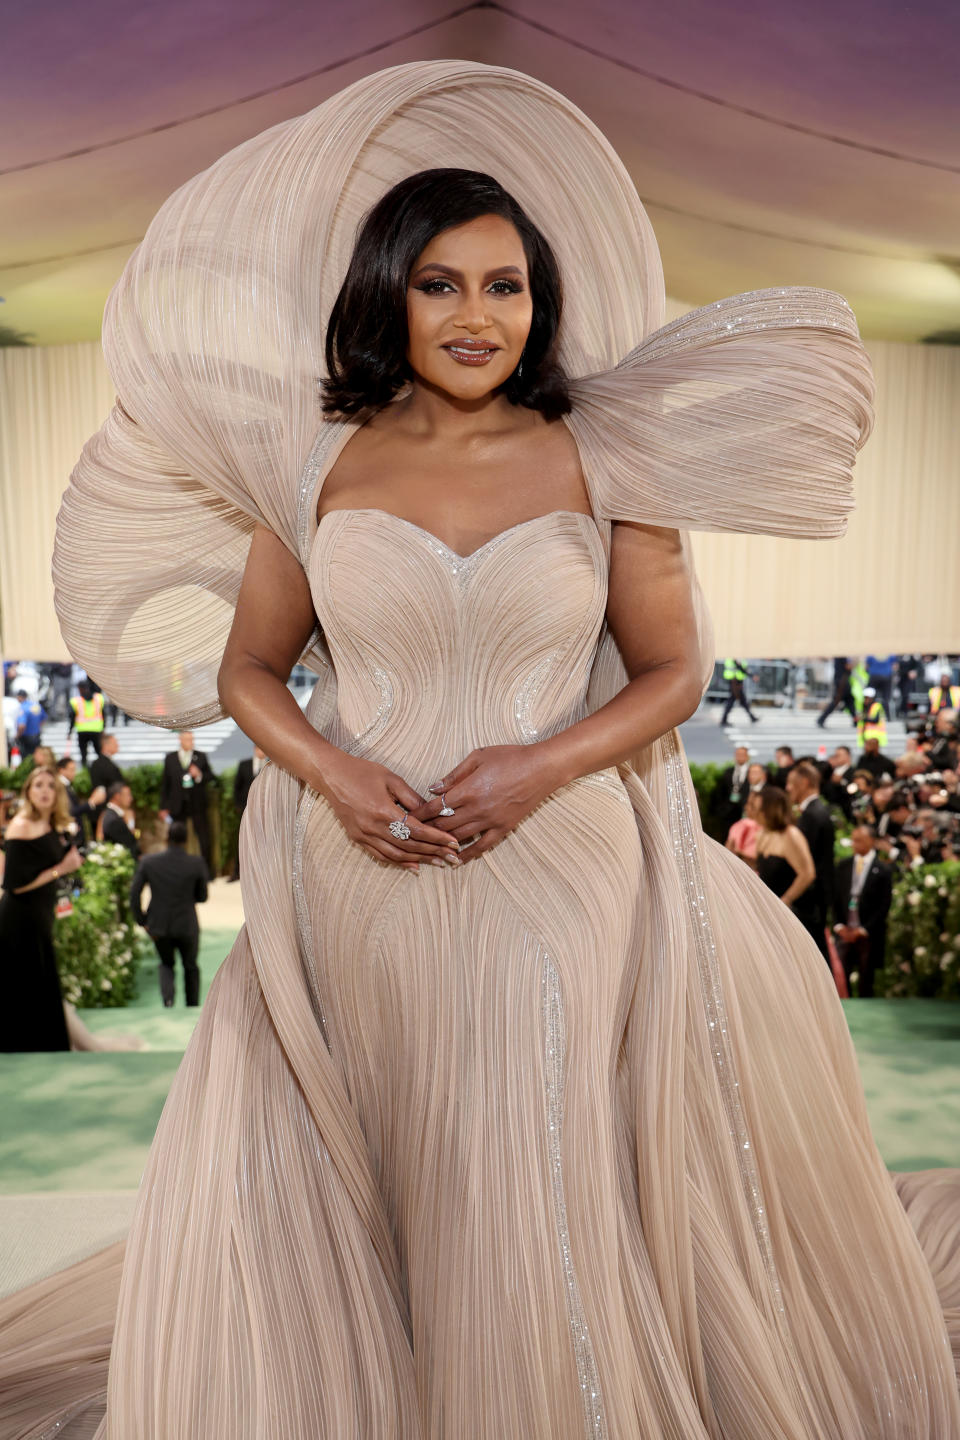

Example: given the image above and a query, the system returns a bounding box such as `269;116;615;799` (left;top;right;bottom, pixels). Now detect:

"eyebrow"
409;263;526;280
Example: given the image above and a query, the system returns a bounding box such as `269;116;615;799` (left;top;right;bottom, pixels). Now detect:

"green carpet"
840;999;960;1171
1;928;957;1191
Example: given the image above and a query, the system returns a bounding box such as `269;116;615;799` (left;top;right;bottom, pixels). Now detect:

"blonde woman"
0;766;81;1051
755;784;817;911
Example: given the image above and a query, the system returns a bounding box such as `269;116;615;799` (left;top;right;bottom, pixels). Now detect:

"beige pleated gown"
2;60;959;1440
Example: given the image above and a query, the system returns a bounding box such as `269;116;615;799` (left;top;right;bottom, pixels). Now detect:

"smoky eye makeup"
411;275;526;295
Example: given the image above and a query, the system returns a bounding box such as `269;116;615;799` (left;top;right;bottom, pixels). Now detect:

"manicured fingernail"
445;853;462;866
431;858;445;867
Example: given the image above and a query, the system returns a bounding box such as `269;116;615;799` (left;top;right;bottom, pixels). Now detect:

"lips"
442;341;500;366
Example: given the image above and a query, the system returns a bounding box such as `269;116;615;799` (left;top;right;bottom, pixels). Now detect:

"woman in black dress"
0;765;83;1051
755;783;817;909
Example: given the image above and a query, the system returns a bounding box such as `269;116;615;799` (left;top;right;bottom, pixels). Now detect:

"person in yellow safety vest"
720;658;759;726
856;687;888;749
848;660;869;717
927;672;960;714
68;682;106;767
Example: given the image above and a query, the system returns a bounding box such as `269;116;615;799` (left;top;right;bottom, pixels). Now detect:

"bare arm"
13;868;61;894
217;526;330;788
779;825;816;907
217;525;457;870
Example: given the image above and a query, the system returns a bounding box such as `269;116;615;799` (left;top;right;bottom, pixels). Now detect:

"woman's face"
405;214;533;404
26;770;56;815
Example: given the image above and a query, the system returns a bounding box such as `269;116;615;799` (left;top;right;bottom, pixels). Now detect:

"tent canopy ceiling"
1;0;959;345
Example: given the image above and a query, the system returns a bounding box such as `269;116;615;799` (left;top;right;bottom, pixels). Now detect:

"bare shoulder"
494;411;587;510
6;815;45;839
319;408;402;507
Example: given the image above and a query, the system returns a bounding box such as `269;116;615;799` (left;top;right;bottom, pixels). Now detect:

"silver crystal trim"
660;728;783;1311
514;649;561;741
345;664;395;756
386;514;520;587
541;949;608;1438
575;767;634;810
617;286;859;371
297;421;348;565
292;787;331;1050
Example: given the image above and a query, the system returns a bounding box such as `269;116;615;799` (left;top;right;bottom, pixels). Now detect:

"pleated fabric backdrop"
1;329;959;663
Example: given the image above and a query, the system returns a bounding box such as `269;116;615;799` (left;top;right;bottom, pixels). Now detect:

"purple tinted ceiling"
2;0;959;342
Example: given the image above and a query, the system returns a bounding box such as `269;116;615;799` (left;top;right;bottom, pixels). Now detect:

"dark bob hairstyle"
321;168;571;421
759;785;792;833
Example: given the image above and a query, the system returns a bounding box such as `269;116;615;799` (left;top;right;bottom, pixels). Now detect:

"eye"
489;279;524;295
414;278;455;295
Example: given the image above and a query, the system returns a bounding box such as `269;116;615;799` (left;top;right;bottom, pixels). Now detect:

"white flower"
940;955;952;970
849;971;860;984
900;961;912;972
924;874;937;888
939;888;948;898
914;946;927;958
100;978;113;990
908;891;922;906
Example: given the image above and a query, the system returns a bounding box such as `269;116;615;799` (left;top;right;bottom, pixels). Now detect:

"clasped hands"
319;744;563;873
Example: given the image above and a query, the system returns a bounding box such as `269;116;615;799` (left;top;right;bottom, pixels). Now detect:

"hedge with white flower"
54;842;148;1008
879;860;960;998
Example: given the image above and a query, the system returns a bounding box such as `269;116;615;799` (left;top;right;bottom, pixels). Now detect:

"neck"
395;381;518;441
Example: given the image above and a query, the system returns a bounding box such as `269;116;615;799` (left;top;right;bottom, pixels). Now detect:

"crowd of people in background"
715;701;960;997
3;655;958;1035
1;665;272;1046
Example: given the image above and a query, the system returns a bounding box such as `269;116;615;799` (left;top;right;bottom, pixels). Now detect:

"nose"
454;287;491;333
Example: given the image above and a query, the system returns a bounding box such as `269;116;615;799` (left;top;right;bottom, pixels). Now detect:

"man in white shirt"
159;730;215;870
713;744;751;838
832;825;892;997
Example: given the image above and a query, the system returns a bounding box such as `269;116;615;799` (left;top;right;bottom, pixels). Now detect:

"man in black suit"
88;731;123;789
88;732;124;831
130;820;209;1006
101;781;140;859
817;656;858;728
770;746;795;790
855;736;895;783
785;760;835;965
711;744;751;839
229;746;268;881
832;825;893;997
824;745;857;820
56;756;106;843
159;729;215;871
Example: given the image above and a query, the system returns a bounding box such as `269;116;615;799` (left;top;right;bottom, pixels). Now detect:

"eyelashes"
413;278;525;296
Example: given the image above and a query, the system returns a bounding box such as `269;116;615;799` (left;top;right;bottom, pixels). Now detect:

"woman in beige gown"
2;61;960;1440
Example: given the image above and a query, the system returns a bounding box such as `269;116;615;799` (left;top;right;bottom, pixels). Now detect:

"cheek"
406;297;448;353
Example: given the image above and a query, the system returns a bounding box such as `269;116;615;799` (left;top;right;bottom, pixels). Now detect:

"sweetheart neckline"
313;507;598;564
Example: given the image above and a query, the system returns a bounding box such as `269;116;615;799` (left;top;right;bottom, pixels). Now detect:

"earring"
516;353;525;382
